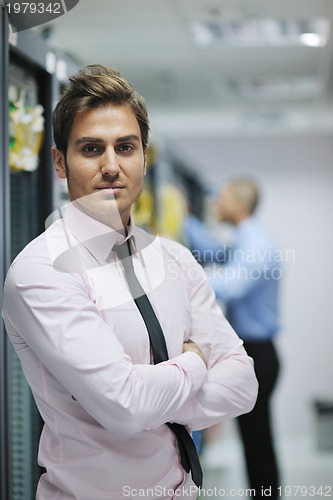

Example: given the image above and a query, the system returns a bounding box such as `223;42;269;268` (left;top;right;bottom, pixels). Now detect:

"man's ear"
51;146;67;179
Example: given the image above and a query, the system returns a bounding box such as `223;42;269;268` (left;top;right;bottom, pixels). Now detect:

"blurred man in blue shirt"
185;177;281;499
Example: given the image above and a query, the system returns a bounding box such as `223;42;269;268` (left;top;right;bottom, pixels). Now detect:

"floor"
199;420;333;499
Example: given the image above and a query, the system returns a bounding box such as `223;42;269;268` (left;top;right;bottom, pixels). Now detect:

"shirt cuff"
166;351;207;395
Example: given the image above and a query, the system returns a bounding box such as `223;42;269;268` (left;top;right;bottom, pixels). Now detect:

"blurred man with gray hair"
186;177;281;499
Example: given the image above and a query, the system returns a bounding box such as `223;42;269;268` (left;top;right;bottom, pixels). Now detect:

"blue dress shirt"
185;215;281;341
184;214;227;264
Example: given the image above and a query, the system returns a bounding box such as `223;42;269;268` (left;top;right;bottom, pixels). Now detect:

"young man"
3;65;258;499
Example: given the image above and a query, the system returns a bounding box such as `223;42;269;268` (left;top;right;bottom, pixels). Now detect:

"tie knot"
113;240;131;260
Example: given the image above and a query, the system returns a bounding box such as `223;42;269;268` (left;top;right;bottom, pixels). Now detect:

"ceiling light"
220;77;323;101
188;22;214;47
300;33;323;47
189;18;329;48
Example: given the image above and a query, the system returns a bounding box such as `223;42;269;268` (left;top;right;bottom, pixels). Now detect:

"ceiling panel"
24;0;333;134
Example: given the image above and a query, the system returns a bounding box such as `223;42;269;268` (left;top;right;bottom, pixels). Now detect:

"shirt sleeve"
167;247;258;430
184;214;226;263
3;253;207;435
208;257;263;304
208;233;281;305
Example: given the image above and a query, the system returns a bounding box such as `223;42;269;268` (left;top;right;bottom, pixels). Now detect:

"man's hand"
183;341;207;367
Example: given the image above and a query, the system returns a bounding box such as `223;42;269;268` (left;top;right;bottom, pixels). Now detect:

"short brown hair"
52;64;150;154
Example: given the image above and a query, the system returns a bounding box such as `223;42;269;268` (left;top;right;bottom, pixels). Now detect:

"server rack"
1;7;11;500
0;9;78;499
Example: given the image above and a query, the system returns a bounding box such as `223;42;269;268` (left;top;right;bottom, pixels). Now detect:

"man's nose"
101;148;121;176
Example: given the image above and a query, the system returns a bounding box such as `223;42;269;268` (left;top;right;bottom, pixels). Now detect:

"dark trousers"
236;340;280;499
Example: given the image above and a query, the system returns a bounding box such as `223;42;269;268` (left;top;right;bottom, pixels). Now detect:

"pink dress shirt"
3;203;258;499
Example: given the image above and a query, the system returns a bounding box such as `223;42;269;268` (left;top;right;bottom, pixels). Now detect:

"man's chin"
72;195;124;227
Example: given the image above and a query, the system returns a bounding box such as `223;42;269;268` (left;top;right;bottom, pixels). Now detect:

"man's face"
217;186;239;224
52;103;147;228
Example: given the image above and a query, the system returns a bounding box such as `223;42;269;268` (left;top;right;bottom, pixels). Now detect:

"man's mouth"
97;183;124;194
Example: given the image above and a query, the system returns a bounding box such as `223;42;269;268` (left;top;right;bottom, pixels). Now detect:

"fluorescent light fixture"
189;18;330;48
188;22;214;47
300;33;323;47
221;77;323;101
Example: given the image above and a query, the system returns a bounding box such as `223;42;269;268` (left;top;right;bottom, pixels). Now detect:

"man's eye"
83;145;100;154
118;144;133;153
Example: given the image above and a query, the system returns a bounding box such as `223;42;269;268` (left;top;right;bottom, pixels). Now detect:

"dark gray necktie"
114;239;203;488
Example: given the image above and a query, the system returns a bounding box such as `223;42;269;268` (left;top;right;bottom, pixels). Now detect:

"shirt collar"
60;203;136;265
238;216;256;230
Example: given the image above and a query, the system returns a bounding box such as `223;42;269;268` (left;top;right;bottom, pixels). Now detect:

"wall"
167;134;333;439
